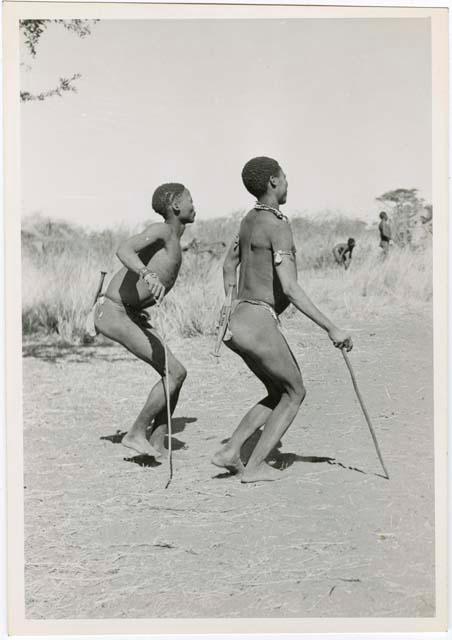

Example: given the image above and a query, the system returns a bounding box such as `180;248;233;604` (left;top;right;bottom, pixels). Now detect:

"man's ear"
269;175;279;189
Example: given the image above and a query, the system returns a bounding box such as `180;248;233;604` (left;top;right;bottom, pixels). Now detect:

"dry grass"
21;213;432;343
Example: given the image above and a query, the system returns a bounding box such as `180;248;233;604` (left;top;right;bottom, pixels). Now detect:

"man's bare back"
237;209;294;315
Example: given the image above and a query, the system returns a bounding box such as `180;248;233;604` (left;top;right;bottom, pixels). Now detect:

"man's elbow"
281;280;298;301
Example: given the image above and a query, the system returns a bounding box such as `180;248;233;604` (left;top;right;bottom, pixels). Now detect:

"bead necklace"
254;202;288;222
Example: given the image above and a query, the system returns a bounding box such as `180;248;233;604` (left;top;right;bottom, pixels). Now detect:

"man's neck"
257;193;281;210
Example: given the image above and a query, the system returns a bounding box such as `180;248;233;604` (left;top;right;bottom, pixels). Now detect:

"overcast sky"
20;18;431;229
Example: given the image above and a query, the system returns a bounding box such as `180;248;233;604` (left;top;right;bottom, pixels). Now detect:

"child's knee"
170;362;187;388
286;378;306;407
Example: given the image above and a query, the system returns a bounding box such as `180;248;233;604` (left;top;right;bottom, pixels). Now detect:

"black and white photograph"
4;2;448;635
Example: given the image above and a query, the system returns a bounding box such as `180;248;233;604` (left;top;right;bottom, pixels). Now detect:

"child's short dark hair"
379;211;387;219
348;237;356;245
152;183;186;218
241;157;281;198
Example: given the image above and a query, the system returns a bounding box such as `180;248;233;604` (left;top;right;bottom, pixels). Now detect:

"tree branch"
20;74;81;102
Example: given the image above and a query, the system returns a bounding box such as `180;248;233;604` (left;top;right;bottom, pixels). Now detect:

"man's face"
177;189;196;224
276;169;288;205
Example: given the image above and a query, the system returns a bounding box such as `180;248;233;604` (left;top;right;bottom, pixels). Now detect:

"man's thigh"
231;305;302;392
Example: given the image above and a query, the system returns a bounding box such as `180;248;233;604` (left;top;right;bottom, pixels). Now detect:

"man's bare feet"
122;433;162;458
241;462;284;483
211;444;245;475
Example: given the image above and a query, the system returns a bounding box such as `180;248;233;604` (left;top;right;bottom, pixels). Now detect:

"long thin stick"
92;271;107;306
212;285;234;360
162;338;173;489
155;309;173;489
341;348;389;479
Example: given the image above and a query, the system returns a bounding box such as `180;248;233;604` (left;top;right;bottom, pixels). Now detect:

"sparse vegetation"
21;211;432;344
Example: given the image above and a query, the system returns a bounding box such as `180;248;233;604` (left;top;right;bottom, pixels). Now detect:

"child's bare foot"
241;462;284;483
122;433;162;458
211;444;245;475
149;436;166;457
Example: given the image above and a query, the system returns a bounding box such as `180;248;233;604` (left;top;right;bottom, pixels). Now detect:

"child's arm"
272;222;352;350
116;223;170;303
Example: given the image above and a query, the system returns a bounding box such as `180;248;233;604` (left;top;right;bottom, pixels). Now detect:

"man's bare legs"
216;303;305;482
212;352;280;474
95;299;186;457
212;397;274;474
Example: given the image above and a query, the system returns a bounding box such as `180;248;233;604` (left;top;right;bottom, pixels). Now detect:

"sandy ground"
22;309;434;619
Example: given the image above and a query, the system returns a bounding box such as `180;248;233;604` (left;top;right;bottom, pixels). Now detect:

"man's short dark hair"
152;183;186;218
241;157;281;198
348;237;356;246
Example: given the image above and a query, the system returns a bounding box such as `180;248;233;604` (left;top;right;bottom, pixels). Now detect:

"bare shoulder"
265;215;293;239
141;222;172;242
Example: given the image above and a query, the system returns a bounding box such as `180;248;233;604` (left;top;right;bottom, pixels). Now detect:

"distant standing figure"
332;238;355;269
379;211;392;255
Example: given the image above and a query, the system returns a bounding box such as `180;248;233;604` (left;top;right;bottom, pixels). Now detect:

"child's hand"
143;272;165;304
328;327;353;351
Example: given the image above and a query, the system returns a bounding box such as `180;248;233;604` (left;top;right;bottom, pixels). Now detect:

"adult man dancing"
212;157;352;483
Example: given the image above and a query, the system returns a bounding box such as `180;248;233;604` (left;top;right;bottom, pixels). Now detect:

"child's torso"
106;233;182;309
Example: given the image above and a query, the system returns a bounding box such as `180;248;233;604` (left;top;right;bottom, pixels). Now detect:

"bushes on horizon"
21;212;432;344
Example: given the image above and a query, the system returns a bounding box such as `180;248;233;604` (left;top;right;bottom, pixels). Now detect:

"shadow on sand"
100;417;197;460
123;454;163;468
213;430;371;479
22;341;135;364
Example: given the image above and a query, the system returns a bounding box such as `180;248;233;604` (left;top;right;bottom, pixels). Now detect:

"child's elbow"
116;243;128;261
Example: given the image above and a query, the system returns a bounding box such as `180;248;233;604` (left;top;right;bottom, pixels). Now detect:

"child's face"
177;189;196;224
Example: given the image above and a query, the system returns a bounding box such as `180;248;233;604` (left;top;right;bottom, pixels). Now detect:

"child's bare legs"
148;389;181;455
95;298;186;457
125;360;185;456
